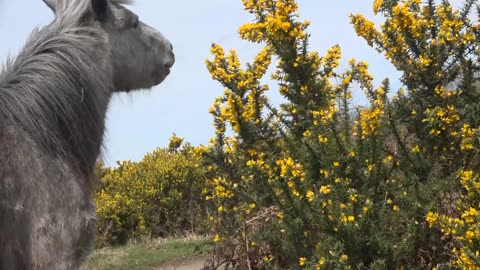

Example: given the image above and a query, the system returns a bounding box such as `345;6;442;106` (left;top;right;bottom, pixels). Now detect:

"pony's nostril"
169;42;173;51
164;52;175;68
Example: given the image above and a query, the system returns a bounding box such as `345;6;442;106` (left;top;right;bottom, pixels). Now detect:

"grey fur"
0;0;174;269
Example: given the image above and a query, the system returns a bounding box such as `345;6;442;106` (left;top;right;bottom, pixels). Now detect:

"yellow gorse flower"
299;257;307;266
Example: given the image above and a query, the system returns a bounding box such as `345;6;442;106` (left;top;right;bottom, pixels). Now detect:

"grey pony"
0;0;174;269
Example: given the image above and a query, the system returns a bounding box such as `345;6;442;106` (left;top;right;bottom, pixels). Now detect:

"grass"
82;235;214;270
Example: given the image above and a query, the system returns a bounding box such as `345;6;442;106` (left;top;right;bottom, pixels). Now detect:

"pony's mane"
0;2;114;178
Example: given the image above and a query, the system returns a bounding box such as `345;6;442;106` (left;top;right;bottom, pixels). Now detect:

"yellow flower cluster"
275;156;306;197
351;0;477;77
356;106;383;139
423;105;460;137
206;44;272;133
276;156;304;179
460;124;480;152
350;14;379;47
210;176;235;199
239;0;308;43
323;45;342;75
426;211;439;228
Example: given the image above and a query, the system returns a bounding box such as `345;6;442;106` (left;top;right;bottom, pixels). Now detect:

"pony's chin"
116;69;171;92
152;69;170;86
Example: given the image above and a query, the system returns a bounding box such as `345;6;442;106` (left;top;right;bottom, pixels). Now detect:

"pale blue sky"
0;1;403;166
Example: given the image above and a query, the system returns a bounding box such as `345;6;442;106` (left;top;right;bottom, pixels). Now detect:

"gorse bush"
352;1;480;268
204;0;480;269
91;0;480;268
95;135;209;246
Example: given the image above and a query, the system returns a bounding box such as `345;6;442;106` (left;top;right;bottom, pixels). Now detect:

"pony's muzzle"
164;43;175;68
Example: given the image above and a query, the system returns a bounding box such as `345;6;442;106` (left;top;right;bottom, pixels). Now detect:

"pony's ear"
42;0;56;13
91;0;111;21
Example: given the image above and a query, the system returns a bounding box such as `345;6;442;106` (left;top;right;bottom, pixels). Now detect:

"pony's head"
43;0;175;92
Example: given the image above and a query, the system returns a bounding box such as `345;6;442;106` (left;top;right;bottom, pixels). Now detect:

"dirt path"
153;255;213;270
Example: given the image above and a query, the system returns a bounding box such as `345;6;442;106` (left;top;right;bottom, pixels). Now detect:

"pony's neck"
0;25;113;179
